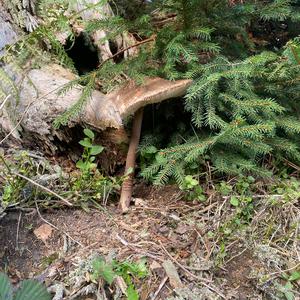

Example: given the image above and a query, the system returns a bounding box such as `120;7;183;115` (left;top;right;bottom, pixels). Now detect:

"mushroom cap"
19;64;192;133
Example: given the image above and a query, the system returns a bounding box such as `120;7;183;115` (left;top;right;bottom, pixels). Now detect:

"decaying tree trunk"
0;1;192;211
0;63;191;143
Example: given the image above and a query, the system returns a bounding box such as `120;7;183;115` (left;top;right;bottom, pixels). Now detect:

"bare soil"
1;185;270;300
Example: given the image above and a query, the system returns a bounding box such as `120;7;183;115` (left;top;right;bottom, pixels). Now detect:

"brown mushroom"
1;64;191;212
112;78;192;213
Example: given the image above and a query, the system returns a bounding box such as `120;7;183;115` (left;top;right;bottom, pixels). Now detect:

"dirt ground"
1;184;299;300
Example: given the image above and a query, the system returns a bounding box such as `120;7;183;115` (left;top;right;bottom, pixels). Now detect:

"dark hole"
250;19;300;50
109;39;124;63
140;98;194;149
65;32;99;75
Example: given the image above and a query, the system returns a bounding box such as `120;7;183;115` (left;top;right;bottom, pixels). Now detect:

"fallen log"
0;62;191;210
0;3;192;211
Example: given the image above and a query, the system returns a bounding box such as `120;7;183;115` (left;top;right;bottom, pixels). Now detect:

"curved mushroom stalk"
115;78;192;213
119;107;144;213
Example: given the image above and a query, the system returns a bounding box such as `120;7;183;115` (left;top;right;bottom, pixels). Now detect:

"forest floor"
1;181;300;300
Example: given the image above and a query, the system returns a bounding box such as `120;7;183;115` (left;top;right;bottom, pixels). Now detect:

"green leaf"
90;145;104;155
289;271;300;281
84;128;95;139
124;259;148;278
230;196;239;207
197;194;206;202
283;282;294;300
76;160;86;170
14;280;51;300
184;175;198;188
0;273;13;300
92;258;116;285
89;163;97;170
79;139;93;148
127;285;139;300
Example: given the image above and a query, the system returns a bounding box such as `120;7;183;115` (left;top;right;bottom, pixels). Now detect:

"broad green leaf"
0;273;13;300
134;259;148;278
283;282;294;300
89;163;97;170
284;291;295;300
84;128;95;139
14;280;51;300
289;271;300;281
79;139;92;148
90;145;104;155
230;196;239;207
92;259;116;285
76;160;86;170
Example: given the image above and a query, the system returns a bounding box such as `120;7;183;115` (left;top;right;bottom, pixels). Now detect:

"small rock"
162;259;183;289
34;224;54;244
175;223;190;235
150;260;162;271
158;225;170;234
169;214;181;221
133;198;147;206
150;260;165;278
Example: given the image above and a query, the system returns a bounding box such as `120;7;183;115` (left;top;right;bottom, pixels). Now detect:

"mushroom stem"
119;107;144;213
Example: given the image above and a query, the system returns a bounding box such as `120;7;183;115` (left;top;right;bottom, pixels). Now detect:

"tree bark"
0;61;191;149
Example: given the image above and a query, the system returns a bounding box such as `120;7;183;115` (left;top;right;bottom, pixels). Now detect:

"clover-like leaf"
230;196;239;207
0;273;13;300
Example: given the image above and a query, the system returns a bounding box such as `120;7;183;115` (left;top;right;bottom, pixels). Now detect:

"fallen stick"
151;276;168;300
158;241;227;299
13;171;73;206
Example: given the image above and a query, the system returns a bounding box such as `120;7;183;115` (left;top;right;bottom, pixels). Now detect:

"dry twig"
158;241;227;299
13;171;72;206
151;276;168;300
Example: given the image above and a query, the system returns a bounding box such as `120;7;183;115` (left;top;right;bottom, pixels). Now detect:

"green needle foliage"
1;0;300;183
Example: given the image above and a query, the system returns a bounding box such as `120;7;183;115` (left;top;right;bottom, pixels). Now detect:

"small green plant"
215;177;256;265
72;129;124;209
76;128;104;174
269;177;300;204
179;175;206;202
91;257;148;300
139;145;158;174
235;176;255;195
217;176;255;220
275;270;300;300
0;151;42;208
2;185;13;205
0;272;51;300
91;258;115;284
281;271;300;300
217;181;233;196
